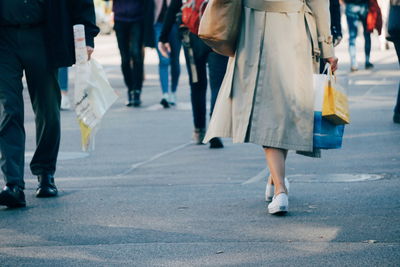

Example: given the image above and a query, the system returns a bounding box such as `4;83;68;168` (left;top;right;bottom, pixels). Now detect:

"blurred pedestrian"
108;0;154;107
154;0;181;108
343;0;374;71
58;67;71;110
159;0;228;148
0;0;99;208
204;0;338;214
331;0;343;46
378;0;390;50
386;0;400;123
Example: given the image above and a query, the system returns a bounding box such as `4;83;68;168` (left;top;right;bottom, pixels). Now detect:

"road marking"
345;131;400;139
242;168;268;185
117;142;192;176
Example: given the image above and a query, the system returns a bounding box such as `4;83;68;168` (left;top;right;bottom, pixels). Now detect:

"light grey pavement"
0;31;399;266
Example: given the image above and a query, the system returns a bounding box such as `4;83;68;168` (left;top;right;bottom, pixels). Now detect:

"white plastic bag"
74;59;118;151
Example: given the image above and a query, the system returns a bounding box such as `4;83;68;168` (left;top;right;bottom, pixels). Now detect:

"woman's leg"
154;22;170;95
264;147;288;195
169;23;182;94
345;4;359;70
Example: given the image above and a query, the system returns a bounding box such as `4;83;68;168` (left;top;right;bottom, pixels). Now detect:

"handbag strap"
244;0;308;13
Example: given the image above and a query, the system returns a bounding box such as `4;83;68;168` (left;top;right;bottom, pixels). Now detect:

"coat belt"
244;0;308;13
243;0;321;62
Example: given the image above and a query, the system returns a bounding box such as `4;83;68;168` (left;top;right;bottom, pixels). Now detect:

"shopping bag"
322;71;350;125
74;58;118;151
73;25;118;151
313;69;345;149
198;0;242;57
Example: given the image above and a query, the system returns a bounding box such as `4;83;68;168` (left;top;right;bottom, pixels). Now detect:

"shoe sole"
36;189;58;198
36;192;58;198
0;192;26;208
268;205;288;215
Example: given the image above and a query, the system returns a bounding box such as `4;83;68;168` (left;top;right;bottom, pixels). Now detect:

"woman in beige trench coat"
203;0;338;214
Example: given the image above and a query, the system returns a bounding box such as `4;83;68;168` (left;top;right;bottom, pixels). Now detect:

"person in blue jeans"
344;0;374;72
154;0;181;108
58;67;71;110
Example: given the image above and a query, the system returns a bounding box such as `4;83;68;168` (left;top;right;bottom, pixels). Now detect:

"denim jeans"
394;41;400;114
345;3;371;68
58;67;68;91
114;20;144;92
154;22;181;95
182;32;228;129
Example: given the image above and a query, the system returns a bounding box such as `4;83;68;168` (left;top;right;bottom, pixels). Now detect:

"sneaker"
133;90;142;107
365;62;374;70
160;98;170;108
193;128;206;145
169;93;176;106
394;112;400;124
209;137;224;149
350;66;358;72
268;193;289;215
265;176;290;202
61;94;71;110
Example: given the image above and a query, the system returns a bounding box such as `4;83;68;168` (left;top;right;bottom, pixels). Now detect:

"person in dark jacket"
109;0;154;107
330;0;343;46
386;0;400;123
0;0;99;208
158;0;228;148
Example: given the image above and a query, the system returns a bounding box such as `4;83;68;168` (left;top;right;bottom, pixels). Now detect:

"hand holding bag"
198;0;242;57
322;66;350;125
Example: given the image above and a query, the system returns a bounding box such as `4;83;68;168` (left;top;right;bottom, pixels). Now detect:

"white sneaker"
268;193;289;214
169;92;176;106
265;176;290;202
61;94;71;110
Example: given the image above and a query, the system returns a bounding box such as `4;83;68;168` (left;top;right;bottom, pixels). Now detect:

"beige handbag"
198;0;242;57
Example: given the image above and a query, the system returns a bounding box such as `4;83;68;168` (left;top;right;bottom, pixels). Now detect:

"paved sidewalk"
0;33;399;266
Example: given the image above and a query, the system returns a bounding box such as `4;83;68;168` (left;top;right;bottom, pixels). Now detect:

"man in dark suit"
0;0;99;208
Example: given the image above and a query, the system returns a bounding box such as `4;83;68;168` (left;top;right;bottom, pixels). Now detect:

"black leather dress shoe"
36;174;58;198
0;185;26;208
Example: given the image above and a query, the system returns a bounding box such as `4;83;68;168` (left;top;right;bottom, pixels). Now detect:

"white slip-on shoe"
265;177;290;202
268;193;289;214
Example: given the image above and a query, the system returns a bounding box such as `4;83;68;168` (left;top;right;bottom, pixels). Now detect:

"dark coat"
0;0;99;68
43;0;100;68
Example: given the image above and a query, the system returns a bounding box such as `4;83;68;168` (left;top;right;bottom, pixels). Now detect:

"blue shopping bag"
313;111;344;149
313;66;345;149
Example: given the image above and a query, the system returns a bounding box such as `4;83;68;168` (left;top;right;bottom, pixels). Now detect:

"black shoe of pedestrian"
209;137;224;149
160;98;170;108
394;112;400;124
365;62;374;69
36;174;58;198
126;90;134;107
0;185;26;208
133;90;142;107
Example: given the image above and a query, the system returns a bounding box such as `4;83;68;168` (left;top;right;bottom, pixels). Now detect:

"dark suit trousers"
0;26;61;189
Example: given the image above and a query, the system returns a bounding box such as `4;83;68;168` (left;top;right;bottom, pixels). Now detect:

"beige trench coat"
204;0;334;152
